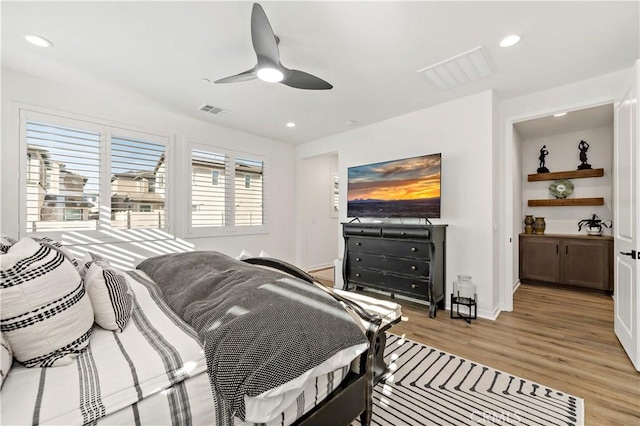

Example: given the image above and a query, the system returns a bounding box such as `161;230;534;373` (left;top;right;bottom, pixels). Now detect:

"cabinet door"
520;237;561;283
564;239;611;290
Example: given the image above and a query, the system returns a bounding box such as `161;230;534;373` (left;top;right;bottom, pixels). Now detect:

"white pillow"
236;249;254;260
0;235;17;254
77;251;109;278
0;333;12;389
85;263;134;332
0;237;94;367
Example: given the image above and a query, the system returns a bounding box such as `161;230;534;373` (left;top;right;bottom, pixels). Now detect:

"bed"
1;237;394;426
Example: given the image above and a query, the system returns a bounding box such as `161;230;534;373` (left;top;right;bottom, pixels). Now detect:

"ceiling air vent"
417;46;493;91
198;104;232;117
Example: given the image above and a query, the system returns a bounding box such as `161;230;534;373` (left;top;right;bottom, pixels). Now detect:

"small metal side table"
450;294;477;323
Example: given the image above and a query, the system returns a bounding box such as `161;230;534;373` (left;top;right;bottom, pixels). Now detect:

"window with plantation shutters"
25;120;101;232
189;144;266;233
190;149;228;227
110;135;166;229
235;157;264;227
22;110;169;233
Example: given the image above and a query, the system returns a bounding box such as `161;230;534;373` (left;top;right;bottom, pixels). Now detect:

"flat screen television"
347;153;441;219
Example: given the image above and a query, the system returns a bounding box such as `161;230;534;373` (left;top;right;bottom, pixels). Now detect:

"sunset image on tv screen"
347;153;441;218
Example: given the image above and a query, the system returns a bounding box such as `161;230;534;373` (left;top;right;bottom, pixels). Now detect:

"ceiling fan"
214;3;333;90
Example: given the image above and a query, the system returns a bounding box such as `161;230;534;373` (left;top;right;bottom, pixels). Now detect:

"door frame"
500;97;616;312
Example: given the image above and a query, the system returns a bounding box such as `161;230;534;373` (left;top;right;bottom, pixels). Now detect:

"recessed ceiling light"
554;112;567;117
499;35;520;48
346;120;357;126
25;34;53;48
286;122;296;128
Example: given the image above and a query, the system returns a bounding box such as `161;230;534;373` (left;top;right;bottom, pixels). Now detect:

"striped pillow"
0;333;12;389
85;263;133;332
0;237;94;367
34;236;80;269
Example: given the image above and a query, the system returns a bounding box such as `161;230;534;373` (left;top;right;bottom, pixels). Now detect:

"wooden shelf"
528;168;604;182
528;197;605;207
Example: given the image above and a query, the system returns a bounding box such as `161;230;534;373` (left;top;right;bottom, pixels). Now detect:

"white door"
614;59;640;371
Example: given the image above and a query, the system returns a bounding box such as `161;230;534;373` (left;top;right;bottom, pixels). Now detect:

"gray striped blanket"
137;251;369;425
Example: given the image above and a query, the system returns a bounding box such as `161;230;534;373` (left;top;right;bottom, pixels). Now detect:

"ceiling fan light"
257;67;284;83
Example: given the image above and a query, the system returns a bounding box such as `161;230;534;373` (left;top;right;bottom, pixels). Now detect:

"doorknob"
620;250;637;259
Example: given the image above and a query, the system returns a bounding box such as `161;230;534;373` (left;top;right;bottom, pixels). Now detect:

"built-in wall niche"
515;103;614;235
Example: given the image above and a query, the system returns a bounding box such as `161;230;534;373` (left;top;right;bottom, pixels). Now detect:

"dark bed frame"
242;257;383;426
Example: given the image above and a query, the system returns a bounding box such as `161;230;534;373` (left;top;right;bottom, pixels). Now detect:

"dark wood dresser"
342;223;447;317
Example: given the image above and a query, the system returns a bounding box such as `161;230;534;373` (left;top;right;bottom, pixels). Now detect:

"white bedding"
1;270;208;425
1;269;356;425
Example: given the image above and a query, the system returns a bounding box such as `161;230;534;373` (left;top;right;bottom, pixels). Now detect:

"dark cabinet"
519;234;613;291
342;223;447;317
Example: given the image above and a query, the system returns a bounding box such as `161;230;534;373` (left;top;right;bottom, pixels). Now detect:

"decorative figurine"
578;213;612;236
577;140;592;170
537;145;549;173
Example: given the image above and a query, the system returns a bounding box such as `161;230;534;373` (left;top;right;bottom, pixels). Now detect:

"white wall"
297;91;499;318
521;126;613;235
298;153;339;270
1;70;297;264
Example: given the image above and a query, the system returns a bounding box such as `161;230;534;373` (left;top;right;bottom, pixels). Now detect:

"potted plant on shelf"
578;214;612;236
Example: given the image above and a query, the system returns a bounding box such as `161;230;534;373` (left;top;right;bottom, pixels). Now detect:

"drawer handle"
411;284;419;289
411;247;417;252
356;257;361;262
401;232;406;236
355;273;361;277
356;242;362;246
411;265;417;270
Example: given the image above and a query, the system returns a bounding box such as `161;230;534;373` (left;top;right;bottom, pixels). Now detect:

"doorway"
298;153;340;271
502;102;616;311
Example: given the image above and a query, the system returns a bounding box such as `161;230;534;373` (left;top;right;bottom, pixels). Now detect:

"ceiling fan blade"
251;3;280;65
282;69;333;90
214;68;258;84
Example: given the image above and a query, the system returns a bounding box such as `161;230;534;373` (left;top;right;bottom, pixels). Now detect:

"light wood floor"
311;268;640;426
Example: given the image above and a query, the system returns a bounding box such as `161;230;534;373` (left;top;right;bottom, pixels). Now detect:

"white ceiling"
2;1;639;145
514;103;614;140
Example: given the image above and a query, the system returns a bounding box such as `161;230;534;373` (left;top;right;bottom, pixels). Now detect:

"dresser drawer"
348;238;432;259
343;225;382;237
382;228;431;240
348;268;429;298
349;253;430;277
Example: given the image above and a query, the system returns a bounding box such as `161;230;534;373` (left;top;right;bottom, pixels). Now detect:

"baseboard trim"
306;263;334;273
513;279;521;292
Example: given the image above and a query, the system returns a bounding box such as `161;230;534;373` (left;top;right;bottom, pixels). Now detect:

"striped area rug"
357;334;584;426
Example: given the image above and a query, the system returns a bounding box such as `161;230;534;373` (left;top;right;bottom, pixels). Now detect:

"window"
235;158;264;227
190;149;228;228
22;110;169;233
64;208;83;221
332;170;339;218
25;120;100;232
189;145;265;233
110;134;166;229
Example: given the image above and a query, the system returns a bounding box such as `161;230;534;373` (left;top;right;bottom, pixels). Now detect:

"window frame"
18;108;172;241
186;141;267;237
